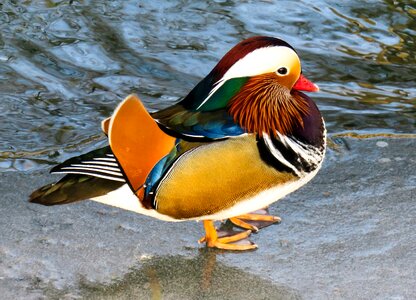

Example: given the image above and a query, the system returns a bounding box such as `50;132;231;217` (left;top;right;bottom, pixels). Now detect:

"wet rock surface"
0;137;415;299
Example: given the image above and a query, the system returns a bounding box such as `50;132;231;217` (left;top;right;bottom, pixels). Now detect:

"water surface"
0;0;415;171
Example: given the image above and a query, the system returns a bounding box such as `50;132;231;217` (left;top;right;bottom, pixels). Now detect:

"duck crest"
228;73;310;137
210;36;295;83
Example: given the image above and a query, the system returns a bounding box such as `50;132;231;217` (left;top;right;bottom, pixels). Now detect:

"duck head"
180;36;319;136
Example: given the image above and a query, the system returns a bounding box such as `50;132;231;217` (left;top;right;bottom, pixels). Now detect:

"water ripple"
0;0;414;171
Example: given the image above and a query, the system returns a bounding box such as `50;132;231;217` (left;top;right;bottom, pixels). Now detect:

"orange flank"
108;95;176;197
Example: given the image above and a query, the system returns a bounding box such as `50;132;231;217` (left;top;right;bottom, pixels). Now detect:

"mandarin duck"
30;36;325;250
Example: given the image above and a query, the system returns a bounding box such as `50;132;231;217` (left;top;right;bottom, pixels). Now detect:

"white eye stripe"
222;46;298;82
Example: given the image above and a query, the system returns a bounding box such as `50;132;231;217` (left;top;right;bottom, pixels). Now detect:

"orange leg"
199;220;257;251
229;208;281;232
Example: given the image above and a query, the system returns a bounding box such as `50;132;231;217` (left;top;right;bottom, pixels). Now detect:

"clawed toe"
229;207;281;231
199;220;257;251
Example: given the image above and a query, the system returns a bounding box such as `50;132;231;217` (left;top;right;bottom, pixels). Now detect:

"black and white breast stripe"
51;152;126;182
262;131;325;177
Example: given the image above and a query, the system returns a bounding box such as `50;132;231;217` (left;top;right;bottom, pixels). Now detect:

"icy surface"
0;137;415;299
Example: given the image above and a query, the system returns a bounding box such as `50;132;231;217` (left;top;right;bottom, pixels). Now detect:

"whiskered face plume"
228;74;310;136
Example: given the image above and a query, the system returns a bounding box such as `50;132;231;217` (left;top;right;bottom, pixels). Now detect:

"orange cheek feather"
228;74;309;136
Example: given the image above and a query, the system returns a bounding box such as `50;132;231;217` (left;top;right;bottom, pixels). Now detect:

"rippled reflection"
0;0;415;171
74;252;300;299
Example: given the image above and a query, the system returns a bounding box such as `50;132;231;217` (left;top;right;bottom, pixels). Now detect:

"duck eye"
277;67;288;75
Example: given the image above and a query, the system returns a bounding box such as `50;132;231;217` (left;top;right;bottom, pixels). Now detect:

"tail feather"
29;174;124;206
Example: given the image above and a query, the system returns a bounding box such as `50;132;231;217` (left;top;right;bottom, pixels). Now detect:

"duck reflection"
77;250;300;299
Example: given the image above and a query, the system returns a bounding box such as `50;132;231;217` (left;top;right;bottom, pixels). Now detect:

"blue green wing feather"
151;105;245;140
151;76;248;140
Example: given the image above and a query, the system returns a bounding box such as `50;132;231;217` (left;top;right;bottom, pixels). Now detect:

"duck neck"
227;74;310;137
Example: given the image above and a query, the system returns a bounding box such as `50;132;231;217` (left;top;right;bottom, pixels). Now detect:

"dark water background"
0;0;415;172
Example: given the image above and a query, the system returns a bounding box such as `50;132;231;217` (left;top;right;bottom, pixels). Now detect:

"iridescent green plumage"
197;77;248;111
